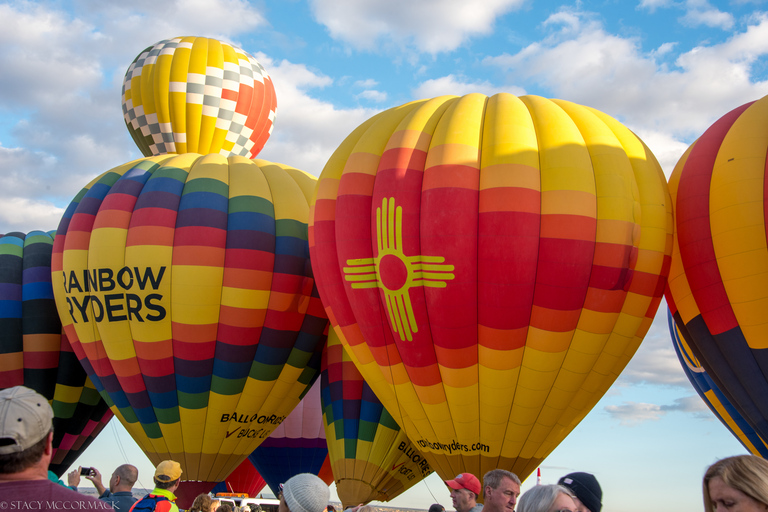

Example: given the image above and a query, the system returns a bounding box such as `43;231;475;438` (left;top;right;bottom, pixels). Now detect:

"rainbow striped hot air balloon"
667;309;768;456
122;37;277;158
321;328;432;507
248;379;332;496
309;93;673;480
51;154;327;499
0;230;112;476
665;94;768;452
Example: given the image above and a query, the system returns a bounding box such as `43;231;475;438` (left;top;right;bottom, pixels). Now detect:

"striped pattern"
321;328;433;507
309;93;673;481
0;230;112;476
665;95;768;448
667;309;768;456
51;154;327;484
122;37;277;159
248;379;332;495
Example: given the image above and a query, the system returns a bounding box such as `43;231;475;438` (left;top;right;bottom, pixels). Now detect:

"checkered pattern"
122;37;277;158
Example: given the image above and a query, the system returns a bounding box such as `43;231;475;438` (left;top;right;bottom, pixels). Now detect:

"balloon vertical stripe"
52;154;327;484
310;93;672;480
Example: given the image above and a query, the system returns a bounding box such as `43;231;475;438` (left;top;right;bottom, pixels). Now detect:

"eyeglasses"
553;509;575;512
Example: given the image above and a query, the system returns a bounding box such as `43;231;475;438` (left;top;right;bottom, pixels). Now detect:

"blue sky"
3;0;767;511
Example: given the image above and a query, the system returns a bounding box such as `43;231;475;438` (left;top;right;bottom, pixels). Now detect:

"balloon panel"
51;154;327;483
122;37;277;159
667;309;768;456
212;457;267;496
309;93;673;480
0;230;112;476
321;328;432;507
248;379;328;496
665;95;768;447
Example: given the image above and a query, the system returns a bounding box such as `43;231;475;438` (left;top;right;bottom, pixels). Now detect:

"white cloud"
412;74;525;99
356;89;388;102
605;396;709;425
614;301;691;389
680;0;735;30
484;9;768;148
309;0;527;54
637;0;675;12
253;55;379;177
354;78;379;88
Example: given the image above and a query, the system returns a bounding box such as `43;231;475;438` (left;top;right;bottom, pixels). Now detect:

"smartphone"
80;467;93;476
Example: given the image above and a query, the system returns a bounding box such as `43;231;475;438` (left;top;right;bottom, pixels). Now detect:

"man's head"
110;464;138;492
483;469;521;512
445;473;481;512
0;386;54;475
278;473;330;512
557;472;602;512
153;460;182;491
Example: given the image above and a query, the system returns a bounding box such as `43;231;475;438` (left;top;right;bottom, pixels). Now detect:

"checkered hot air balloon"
0;230;112;476
122;37;277;158
51;154;327;502
309;93;673;481
320;328;433;507
248;379;333;496
665;95;768;458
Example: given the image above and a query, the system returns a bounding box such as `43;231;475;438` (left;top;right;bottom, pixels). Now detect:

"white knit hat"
283;473;330;512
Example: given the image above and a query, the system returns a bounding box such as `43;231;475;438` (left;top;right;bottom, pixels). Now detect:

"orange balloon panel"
309;93;673;480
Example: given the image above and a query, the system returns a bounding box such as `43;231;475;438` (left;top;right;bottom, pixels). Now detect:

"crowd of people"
3;385;768;512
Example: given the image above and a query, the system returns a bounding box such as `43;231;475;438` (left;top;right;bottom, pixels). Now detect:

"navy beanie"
558;472;602;512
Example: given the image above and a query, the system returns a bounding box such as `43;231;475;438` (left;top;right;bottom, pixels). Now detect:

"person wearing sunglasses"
516;484;577;512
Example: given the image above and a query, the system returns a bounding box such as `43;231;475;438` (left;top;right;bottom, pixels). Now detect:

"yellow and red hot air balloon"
51;154;327;504
122;37;277;158
321;328;432;507
665;94;768;451
0;230;112;476
309;93;673;481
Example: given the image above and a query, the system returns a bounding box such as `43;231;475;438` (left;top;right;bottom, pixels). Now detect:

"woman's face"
708;476;768;512
548;493;578;512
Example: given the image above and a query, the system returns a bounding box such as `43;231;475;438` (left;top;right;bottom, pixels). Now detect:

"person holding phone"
68;464;139;511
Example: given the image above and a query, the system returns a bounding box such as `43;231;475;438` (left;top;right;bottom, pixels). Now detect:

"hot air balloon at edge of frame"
0;230;113;476
308;92;673;481
248;378;330;496
666;309;768;457
122;36;277;159
51;153;327;507
664;94;768;453
321;326;433;507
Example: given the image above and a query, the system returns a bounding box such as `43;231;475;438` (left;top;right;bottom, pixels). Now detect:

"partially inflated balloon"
248;379;331;495
321;328;432;507
309;93;673;480
51;154;327;487
665;95;768;448
212;458;267;496
122;37;277;158
667;309;768;456
0;231;112;476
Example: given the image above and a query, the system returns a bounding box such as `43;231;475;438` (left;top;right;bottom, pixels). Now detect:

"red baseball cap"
445;473;481;495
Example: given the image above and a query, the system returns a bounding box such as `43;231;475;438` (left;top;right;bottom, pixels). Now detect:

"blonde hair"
703;455;768;511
